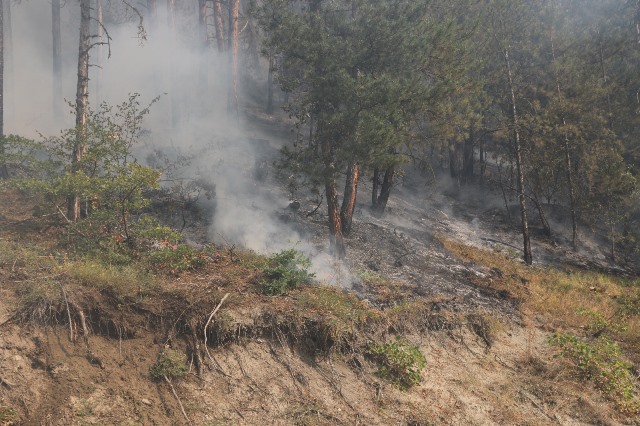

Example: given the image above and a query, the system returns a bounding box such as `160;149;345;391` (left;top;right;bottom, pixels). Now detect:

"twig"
164;376;191;424
203;293;230;375
56;205;72;224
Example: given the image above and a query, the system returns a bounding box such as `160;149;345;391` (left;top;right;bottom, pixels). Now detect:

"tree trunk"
462;124;475;181
340;162;359;236
449;140;461;182
2;0;10;125
529;191;551;237
374;166;394;217
68;0;91;221
167;0;180;127
228;0;240;116
198;0;208;89
95;0;104;105
504;46;532;265
52;0;62;121
213;0;225;52
550;33;578;250
371;168;380;208
0;0;6;179
320;131;345;258
266;53;274;113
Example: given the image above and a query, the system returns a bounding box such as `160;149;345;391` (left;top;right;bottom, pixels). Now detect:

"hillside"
1;165;639;425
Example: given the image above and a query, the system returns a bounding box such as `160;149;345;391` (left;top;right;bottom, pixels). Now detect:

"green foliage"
261;249;315;295
5;94;162;244
549;333;639;413
146;244;210;274
367;338;427;390
576;308;627;336
150;348;188;380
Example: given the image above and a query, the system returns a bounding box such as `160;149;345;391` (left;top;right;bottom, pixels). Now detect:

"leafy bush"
367;338;427;390
261;249;315;295
150;348;188;380
549;332;639;413
146;244;209;273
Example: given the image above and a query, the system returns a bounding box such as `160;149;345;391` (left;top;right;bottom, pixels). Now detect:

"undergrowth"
367;337;427;390
150;348;188;380
261;249;315;295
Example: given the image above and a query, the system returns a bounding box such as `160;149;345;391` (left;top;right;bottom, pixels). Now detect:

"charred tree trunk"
373;167;394;217
68;0;91;221
0;0;6;179
340;162;359;236
213;0;225;52
504;46;532;265
52;0;63;121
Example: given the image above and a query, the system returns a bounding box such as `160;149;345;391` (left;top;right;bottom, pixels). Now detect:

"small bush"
261;249;315;296
150;348;188;380
549;332;639;413
367;337;426;390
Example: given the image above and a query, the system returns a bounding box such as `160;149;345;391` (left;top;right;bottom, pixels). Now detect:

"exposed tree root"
164;375;190;424
203;293;230;376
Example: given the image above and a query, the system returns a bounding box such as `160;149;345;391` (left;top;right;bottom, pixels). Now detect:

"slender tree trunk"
320;137;345;257
266;53;274;113
213;0;225;52
198;0;209;90
504;46;532;265
0;0;6;179
372;168;380;208
68;0;91;221
374;166;394;217
167;0;180;127
52;0;63;121
2;0;10;126
340;162;359;236
228;0;240;116
96;0;104;105
462;124;475;181
449;140;461;181
529;191;551;237
550;34;578;250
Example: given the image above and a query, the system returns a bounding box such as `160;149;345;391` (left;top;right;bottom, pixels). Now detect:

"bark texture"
213;0;225;52
68;0;91;221
0;0;6;179
340;162;359;236
52;0;62;120
504;46;532;265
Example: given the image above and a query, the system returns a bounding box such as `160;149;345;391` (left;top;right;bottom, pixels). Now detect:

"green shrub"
367;337;427;390
261;249;315;296
146;244;209;273
150;348;188;380
549;332;639;413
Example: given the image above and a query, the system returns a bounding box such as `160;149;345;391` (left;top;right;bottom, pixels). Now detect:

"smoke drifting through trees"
2;0;639;268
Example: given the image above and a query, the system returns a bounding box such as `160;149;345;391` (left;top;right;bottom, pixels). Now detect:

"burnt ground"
0;109;638;425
